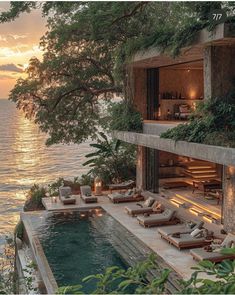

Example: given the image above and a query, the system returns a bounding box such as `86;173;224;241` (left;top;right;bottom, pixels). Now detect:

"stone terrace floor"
42;191;225;281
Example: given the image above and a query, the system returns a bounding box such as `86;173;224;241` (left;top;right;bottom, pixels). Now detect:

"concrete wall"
204;46;235;98
136;146;146;190
223;166;235;233
113;131;235;167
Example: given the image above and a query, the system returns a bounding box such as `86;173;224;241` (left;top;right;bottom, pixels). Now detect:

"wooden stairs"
181;160;218;180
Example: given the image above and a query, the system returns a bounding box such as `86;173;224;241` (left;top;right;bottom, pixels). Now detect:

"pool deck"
42;192;224;281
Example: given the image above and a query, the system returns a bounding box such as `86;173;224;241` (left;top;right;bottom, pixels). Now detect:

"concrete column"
136;146;146;190
223;166;235;234
204;46;235;99
133;68;147;119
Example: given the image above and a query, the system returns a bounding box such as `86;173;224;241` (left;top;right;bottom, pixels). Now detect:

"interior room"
158;61;204;120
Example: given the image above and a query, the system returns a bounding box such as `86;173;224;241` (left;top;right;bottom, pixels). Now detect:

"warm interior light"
170;198;184;208
189;207;203;216
203;215;213;223
175;194;221;219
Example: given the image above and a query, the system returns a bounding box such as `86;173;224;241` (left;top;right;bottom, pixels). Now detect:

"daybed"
125;198;164;216
190;233;235;262
59;186;76;205
109;180;135;192
108;189;144;204
137;209;179;228
80;185;98;203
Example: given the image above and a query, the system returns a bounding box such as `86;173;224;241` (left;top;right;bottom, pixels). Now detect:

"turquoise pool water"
31;210;128;292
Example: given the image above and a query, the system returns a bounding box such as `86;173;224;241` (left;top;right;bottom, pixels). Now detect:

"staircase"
182;160;218;180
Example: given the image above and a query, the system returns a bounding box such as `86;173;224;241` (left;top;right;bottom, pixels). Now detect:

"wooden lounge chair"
108;189;144;204
109;180;135;193
80;185;98;203
125;198;164;217
190;234;235;262
137;209;179;228
164;232;212;250
59;186;76;205
158;221;204;239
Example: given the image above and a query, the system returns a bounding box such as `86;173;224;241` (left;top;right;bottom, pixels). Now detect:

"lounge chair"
137;209;179;228
164;227;214;250
125;198;164;217
80;185;98;203
59;186;76;205
158;221;204;239
190;233;235;262
108;189;144;204
109;180;135;192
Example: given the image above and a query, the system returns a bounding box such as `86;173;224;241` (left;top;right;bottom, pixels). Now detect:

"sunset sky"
0;2;46;99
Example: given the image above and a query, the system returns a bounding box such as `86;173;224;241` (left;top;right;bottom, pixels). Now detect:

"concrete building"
114;23;235;233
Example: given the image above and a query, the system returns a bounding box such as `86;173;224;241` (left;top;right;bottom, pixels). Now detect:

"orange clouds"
0;2;46;98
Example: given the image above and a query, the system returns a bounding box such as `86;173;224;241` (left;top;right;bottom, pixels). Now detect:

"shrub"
83;132;136;185
14;221;24;240
161;91;235;148
23;184;46;211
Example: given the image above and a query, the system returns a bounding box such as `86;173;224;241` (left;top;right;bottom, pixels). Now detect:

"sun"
23;63;29;70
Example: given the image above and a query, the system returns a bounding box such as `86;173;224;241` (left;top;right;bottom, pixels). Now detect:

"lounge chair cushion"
138;209;175;224
170;234;206;247
221;233;235;248
191;228;203;238
190;247;235;262
143;197;155;207
59;186;72;197
80;185;92;196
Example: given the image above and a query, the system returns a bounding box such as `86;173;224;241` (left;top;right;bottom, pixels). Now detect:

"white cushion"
190;228;202;237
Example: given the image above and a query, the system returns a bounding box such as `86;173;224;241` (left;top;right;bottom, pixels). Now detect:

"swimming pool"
29;209;129;292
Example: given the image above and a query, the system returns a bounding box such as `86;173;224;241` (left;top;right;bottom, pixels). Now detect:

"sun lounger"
165;232;212;250
59;186;76;205
109;180;135;192
137;209;179;228
158;221;204;239
108;189;144;204
80;185;98;203
190;233;235;262
125;198;164;216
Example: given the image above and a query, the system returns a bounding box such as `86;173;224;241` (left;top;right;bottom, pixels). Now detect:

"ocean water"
0;100;92;246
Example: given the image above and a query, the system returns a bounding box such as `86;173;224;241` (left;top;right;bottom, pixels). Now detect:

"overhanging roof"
131;23;235;68
113;131;235;167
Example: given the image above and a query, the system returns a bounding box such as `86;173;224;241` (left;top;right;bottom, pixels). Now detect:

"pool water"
32;210;128;292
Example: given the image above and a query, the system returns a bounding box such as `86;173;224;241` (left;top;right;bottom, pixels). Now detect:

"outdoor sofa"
108;189;144;204
190;233;235;262
137;209;179;228
80;185;98;203
59;186;76;205
125;197;164;216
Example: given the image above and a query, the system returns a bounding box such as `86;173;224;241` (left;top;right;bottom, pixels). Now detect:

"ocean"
0;99;92;247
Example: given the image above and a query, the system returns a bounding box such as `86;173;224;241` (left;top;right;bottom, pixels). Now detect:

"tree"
1;2;235;145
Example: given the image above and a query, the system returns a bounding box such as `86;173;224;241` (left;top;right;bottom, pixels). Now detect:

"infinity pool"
31;209;128;293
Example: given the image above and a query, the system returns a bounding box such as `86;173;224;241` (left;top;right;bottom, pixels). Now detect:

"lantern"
94;176;102;196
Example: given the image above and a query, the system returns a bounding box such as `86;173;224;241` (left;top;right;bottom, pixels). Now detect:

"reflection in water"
0;100;92;245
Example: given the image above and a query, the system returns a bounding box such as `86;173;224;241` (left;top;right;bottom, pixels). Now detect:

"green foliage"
48;178;65;196
14;221;24;240
2;2;235;145
57;254;170;294
105;101;143;132
181;249;235;294
83;132;136;185
161;92;235;147
24;184;46;211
